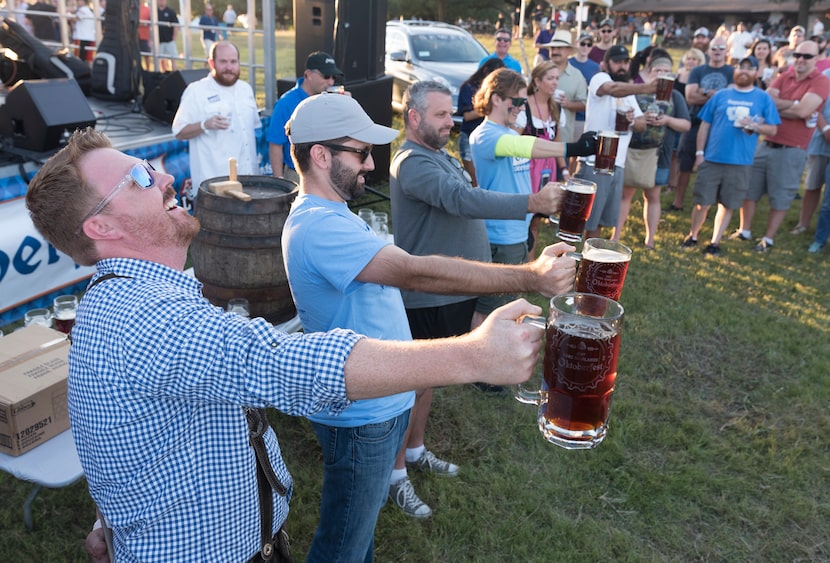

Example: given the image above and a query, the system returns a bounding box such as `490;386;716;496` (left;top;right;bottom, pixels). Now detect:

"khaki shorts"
623;147;659;189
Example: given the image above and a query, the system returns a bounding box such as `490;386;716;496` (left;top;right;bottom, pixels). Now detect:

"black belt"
765;141;789;149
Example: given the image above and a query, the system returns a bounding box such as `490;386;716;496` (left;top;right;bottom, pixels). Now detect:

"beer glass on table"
515;293;624;449
53;295;78;334
24;308;53;328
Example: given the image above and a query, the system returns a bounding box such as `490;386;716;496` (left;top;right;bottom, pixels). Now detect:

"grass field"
1;30;828;562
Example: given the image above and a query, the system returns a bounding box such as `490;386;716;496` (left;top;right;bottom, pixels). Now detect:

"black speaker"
348;76;394;183
0;78;96;152
294;0;335;79
294;0;387;84
142;68;209;124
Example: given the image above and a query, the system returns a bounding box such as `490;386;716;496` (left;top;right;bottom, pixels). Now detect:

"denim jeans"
305;411;410;563
814;160;830;246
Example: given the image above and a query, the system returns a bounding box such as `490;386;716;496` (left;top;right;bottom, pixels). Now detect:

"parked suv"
385;20;489;123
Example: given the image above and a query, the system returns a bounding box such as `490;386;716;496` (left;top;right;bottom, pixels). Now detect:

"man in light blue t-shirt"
282;93;578;561
480;28;523;74
470;68;596;326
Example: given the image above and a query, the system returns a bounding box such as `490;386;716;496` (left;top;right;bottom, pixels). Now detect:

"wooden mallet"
208;158;251;201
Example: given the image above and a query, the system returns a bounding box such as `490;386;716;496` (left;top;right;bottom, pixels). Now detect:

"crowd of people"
506;16;830;254
15;8;830;562
4;1;239;70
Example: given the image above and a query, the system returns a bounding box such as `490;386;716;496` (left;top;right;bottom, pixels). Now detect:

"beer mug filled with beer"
515;293;624;449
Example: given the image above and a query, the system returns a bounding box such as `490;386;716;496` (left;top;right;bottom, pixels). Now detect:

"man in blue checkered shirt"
25;128;547;562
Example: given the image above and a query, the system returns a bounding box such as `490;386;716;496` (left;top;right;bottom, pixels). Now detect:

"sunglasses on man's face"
600;29;613;33
710;45;727;51
79;160;156;230
510;97;527;108
320;143;373;163
580;42;593;47
793;53;816;60
496;37;511;43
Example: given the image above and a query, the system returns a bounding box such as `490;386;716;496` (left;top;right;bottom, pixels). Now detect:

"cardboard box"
0;325;70;456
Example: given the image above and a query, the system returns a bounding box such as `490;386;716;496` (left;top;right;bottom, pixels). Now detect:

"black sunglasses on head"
793;53;816;60
580;41;593;47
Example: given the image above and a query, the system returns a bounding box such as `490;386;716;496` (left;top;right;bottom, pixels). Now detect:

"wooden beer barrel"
191;175;299;324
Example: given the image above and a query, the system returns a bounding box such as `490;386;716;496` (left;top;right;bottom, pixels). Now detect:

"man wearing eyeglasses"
479;28;523;74
172;41;261;201
27;127;548;561
589;18;617;64
668;36;734;213
267;51;343;182
281;93;577;561
731;40;830;252
570;32;601;145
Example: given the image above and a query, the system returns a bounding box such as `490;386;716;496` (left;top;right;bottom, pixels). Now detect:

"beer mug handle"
565;251;582;261
514;315;548;404
547;183;569;226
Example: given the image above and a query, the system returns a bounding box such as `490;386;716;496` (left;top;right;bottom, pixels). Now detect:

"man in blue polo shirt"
267;51;342;182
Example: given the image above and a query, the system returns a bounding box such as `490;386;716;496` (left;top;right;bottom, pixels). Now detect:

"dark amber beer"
543;317;621;442
550;179;597;243
594;132;618;175
574;239;632;301
52;295;78;334
54;313;76;334
514;294;624;449
655;74;675;101
614;110;630;135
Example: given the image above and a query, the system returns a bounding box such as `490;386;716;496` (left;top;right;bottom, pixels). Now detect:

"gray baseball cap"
287;94;399;145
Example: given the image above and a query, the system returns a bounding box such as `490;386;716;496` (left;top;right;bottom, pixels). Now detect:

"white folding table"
0;427;84;531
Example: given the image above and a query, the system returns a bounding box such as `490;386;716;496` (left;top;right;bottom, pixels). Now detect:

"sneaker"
789;224;808;235
808;242;823;253
727;230;751;241
472;382;507;395
389;478;432;519
754;239;774;252
663;204;683;212
702;243;722;256
681;235;698;248
407;450;459;477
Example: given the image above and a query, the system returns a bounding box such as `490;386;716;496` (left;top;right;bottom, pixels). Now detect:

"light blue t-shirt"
282;193;415;426
807;68;830;157
698;87;780;166
479;53;523;74
470;119;533;244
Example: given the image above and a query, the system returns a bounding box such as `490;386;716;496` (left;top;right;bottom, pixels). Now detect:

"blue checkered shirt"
69;258;360;562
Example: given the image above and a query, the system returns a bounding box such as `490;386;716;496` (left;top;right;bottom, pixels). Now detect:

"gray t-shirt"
389;140;529;309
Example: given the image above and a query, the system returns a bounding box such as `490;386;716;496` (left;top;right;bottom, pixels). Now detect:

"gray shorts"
804;154;830;191
475;242;528;315
576;162;624;232
693;161;752;209
158;41;178;57
748;143;807;210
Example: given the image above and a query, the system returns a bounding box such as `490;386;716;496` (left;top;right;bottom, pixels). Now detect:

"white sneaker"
389;478;432;519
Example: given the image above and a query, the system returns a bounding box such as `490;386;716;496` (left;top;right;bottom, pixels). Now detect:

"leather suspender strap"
245;408;291;562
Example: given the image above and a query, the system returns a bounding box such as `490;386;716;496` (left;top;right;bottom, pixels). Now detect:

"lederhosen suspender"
244;408;292;563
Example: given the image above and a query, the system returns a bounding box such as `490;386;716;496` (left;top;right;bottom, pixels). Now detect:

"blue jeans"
306;411;410;563
814;159;830;247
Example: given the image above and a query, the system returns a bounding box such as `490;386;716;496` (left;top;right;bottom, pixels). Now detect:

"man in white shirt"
172;42;261;200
